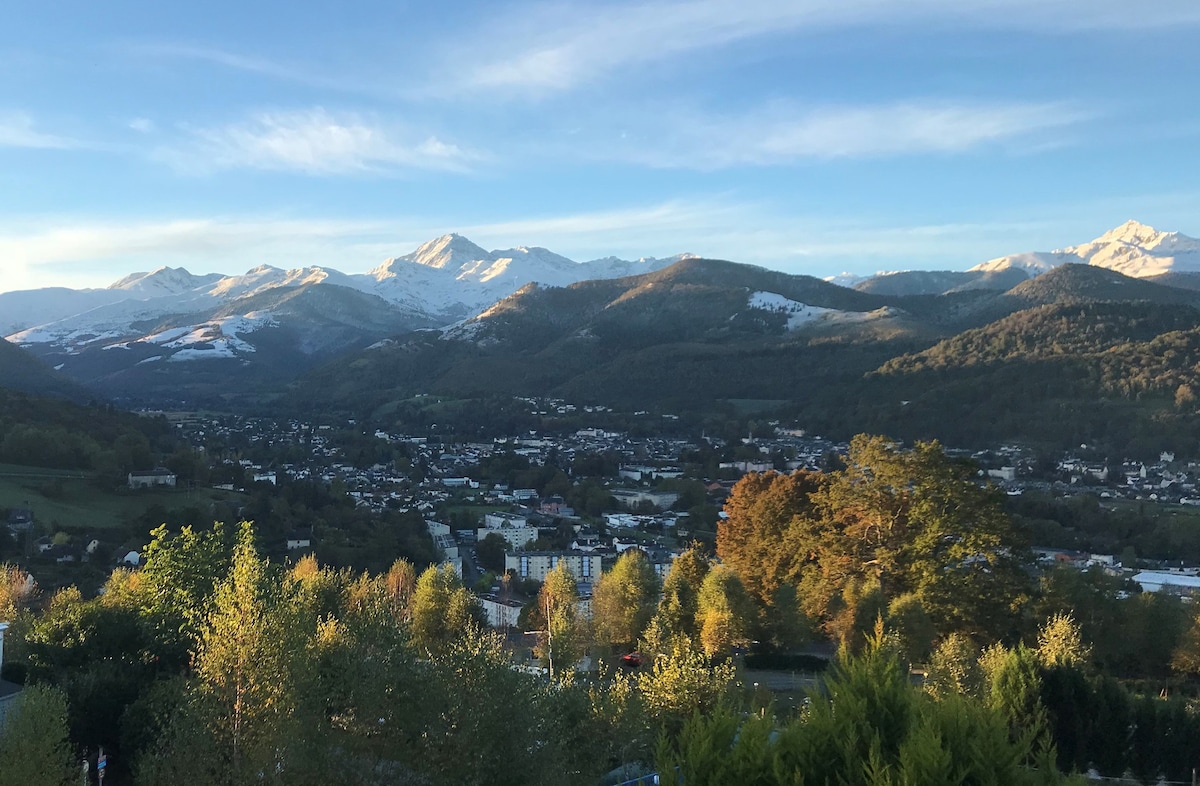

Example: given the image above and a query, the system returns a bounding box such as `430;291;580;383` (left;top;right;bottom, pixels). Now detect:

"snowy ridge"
970;221;1200;279
4;233;692;349
108;266;223;296
112;313;278;363
361;234;685;316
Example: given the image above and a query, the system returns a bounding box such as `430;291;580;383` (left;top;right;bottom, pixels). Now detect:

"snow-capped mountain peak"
107;266;220;297
1094;219;1172;248
969;220;1200;280
405;233;492;271
5;233;691;349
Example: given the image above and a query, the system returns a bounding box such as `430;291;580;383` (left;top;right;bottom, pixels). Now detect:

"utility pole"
524;591;554;681
546;590;554;682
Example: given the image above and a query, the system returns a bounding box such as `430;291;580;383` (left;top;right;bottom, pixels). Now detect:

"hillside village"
10;395;1200;628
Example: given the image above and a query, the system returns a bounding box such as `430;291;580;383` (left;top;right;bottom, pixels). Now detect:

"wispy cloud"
154;108;478;176
450;0;1200;95
0;216;394;292
0;111;78;150
604;100;1090;168
121;41;409;100
125;42;339;90
5;191;1200;294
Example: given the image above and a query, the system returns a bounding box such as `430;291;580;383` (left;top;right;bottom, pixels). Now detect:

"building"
506;550;601;583
128;468;177;489
611;489;680;511
478;512;538;549
478;594;524;630
5;509;32;533
1132;571;1200;597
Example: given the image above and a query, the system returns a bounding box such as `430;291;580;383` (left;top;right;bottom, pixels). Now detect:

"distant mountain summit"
970;220;1200;279
840;221;1200;296
108;266;224;296
2;233;692;343
0;234;693;404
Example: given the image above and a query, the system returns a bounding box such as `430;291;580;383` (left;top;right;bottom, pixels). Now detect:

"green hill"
0;337;93;400
286;260;1200;456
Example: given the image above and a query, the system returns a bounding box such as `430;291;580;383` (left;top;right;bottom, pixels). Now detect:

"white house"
128;468;177;489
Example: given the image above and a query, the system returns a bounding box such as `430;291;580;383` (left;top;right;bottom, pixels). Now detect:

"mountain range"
6;220;1200;454
841;220;1200;296
0;235;692;403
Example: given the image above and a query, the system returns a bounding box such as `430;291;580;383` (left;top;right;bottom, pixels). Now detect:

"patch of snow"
167;346;236;361
143;326;194;345
748;291;842;328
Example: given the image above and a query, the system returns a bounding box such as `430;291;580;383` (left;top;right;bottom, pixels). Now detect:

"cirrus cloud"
0;111;79;150
576;99;1092;169
154;108;479;176
449;0;1200;96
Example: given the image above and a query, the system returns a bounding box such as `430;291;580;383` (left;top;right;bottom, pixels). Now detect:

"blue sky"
3;0;1200;292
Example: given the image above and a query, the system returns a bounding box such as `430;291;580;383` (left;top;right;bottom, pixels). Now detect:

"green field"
0;464;246;533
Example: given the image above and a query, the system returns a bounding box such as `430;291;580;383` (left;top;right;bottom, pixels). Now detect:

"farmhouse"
128;468;177;489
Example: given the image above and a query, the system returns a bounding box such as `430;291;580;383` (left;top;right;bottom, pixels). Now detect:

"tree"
191;522;299;783
981;643;1045;738
21;581;151;760
535;562;584;677
636;637;734;733
647;545;709;649
924;633;982;700
0;563;35;619
716;438;1031;646
476;533;508;574
1037;613;1091;670
813;435;1031;641
1087;675;1132;779
660;637;1073;786
410;563;485;653
0;684;75;786
383;558;417;621
592;550;659;652
695;566;753;658
138;522;232;669
717;470;825;606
